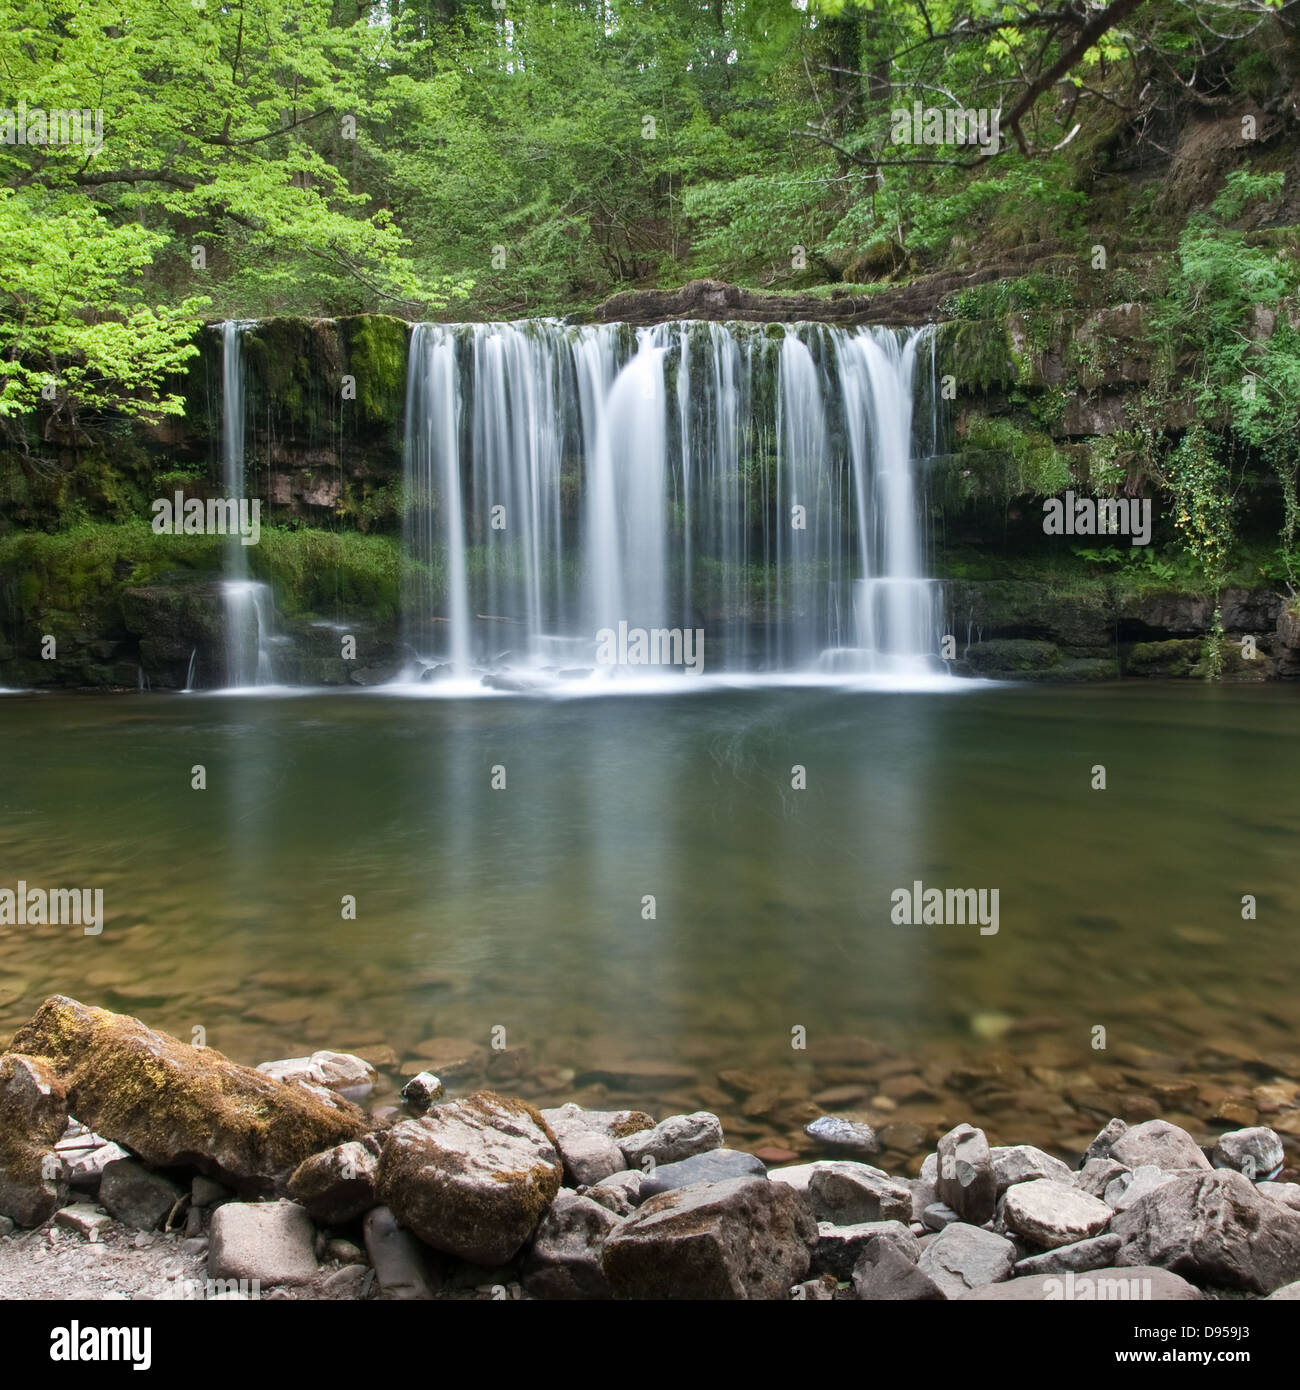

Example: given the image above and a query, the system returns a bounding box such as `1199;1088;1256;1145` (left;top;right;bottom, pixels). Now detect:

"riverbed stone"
1104;1163;1177;1212
585;1169;645;1216
852;1242;945;1301
804;1116;880;1156
54;1206;116;1240
65;1140;132;1191
98;1158;184;1231
1082;1117;1128;1164
553;1129;625;1188
7;996;367;1192
922;1201;961;1231
523;1189;621;1300
1074;1157;1130;1199
1212;1126;1284;1180
287;1136;381;1224
1258;1182;1300;1213
400;1072;444;1113
918;1222;1016;1296
362;1205;434;1299
936;1124;996;1225
639;1148;766;1200
1112;1169;1300;1293
617;1112;723;1168
1267;1281;1300;1300
1109;1119;1211;1174
376;1091;562;1264
601;1176;815;1299
209;1200;318;1287
813;1219;919;1280
992;1144;1072;1195
540;1103;655;1143
1013;1234;1122;1277
957;1266;1202;1301
0;1053;69;1227
1003;1178;1112;1249
256;1050;377;1095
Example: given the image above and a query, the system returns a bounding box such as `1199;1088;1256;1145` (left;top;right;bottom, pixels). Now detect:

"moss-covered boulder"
377;1091;563;1264
0;1053;69;1227
961;639;1062;677
7;996;367;1193
1125;638;1203;677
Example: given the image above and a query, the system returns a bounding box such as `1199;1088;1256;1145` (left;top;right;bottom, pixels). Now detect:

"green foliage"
962;416;1072;497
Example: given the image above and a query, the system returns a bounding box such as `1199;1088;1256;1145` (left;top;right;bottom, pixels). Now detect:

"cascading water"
401;319;944;686
219;321;278;688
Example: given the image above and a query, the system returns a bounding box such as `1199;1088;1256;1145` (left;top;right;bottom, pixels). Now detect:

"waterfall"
400;319;943;685
219;321;277;688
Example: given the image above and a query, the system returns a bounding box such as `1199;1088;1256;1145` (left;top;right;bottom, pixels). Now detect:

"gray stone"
920;1151;938;1184
601;1176;815;1299
98;1159;184;1232
54;1206;115;1240
991;1144;1072;1195
256;1050;377;1095
1003;1179;1112;1250
639;1149;766;1201
322;1263;367;1298
1082;1117;1128;1164
1258;1182;1300;1213
540;1103;655;1144
852;1242;945;1301
1074;1157;1130;1199
909;1176;938;1221
287;1137;380;1225
1104;1164;1177;1213
618;1112;724;1168
1112;1169;1300;1293
192;1176;229;1208
1266;1280;1300;1300
922;1202;961;1232
807;1162;912;1226
400;1072;444;1113
209;1200;318;1287
0;1216;14;1237
325;1237;365;1264
377;1092;562;1264
554;1129;625;1188
65;1141;132;1191
813;1219;919;1280
585;1168;645;1216
0;1053;68;1227
1013;1234;1123;1276
523;1189;621;1299
919;1221;1016;1297
957;1265;1202;1301
1109;1120;1211;1174
362;1205;433;1300
936;1124;996;1225
804;1116;879;1157
1212;1126;1284;1181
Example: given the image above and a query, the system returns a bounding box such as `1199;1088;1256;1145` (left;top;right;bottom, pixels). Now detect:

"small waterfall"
219;321;276;688
399;319;943;683
182;647;198;693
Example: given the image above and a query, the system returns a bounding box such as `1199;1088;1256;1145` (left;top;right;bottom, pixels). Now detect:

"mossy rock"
961;638;1062;675
340;315;411;431
1125;638;1203;677
932;318;1016;393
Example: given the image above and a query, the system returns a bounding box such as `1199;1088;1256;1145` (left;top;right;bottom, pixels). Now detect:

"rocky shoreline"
2;996;1299;1301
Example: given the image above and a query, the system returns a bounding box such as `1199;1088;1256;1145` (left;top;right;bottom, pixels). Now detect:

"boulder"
618;1112;723;1168
7;997;366;1191
852;1242;945;1301
1003;1179;1112;1250
376;1091;562;1264
0;1053;68;1226
813;1219;919;1280
1212;1126;1284;1180
1013;1234;1122;1277
98;1159;184;1231
362;1205;434;1300
918;1222;1016;1296
585;1169;645;1217
1081;1117;1128;1164
1109;1120;1210;1174
1074;1156;1129;1199
1258;1182;1300;1213
991;1144;1072;1195
552;1129;625;1189
287;1136;381;1224
936;1124;997;1225
922;1202;961;1232
256;1050;377;1095
769;1160;911;1224
400;1072;444;1113
208;1200;318;1287
957;1266;1202;1301
1104;1164;1177;1213
601;1176;815;1299
65;1140;132;1191
639;1148;766;1200
1267;1281;1300;1300
1112;1169;1300;1293
523;1189;621;1299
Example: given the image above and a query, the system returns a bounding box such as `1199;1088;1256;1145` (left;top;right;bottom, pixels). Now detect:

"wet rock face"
376;1091;563;1265
0;1053;69;1227
601;1176;816;1299
6;996;367;1192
